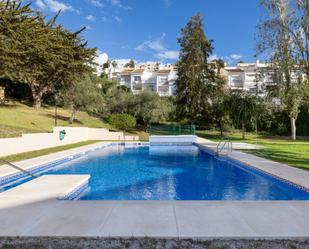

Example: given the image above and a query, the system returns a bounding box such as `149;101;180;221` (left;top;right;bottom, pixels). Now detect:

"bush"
109;113;136;131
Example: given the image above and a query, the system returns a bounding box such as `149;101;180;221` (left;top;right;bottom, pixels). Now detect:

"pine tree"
0;0;96;108
175;13;223;123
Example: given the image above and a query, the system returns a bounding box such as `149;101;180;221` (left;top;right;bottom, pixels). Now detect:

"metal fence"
149;125;196;136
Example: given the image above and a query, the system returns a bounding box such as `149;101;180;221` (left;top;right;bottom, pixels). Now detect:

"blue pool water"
3;144;309;200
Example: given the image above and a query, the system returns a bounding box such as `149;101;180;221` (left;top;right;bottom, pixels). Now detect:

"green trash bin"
59;129;66;141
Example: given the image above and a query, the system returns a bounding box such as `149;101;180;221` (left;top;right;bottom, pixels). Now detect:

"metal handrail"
216;138;233;155
0;159;37;178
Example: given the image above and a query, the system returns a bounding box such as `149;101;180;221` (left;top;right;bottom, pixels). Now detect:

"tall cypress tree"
176;13;222;123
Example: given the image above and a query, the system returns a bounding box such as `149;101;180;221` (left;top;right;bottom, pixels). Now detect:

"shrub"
109;113;136;131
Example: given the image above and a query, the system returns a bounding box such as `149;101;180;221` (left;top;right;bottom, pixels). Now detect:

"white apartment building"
222;60;304;94
222;60;269;93
104;59;302;96
117;63;177;96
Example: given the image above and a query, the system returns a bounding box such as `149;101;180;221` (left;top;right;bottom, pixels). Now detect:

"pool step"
0;175;90;201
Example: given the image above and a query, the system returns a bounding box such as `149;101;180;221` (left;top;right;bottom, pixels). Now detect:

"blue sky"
34;0;261;65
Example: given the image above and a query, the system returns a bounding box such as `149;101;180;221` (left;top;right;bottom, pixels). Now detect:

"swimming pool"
3;144;309;200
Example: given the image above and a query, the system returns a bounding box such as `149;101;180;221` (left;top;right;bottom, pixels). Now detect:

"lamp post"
54;94;58;127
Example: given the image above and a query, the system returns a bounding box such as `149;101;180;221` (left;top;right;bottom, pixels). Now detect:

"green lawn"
0;100;111;138
1;140;102;162
197;130;309;170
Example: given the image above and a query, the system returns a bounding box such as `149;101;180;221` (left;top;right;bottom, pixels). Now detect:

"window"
231;76;243;87
249;87;257;93
158;76;168;84
134;76;141;82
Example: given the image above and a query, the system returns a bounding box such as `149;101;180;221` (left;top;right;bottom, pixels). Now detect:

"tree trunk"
219;120;223;137
29;83;43;109
33;95;42;109
144;121;149;132
70;109;77;124
290;117;296;140
242;122;246;140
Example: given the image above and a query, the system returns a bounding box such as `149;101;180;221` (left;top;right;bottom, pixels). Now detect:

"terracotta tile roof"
132;69;145;74
120;69;134;75
226;68;244;73
158;69;171;74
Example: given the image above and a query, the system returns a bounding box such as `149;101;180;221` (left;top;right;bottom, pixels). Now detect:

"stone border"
0;237;309;249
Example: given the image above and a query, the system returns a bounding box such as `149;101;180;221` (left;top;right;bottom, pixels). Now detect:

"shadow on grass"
246;149;309;171
43;113;83;125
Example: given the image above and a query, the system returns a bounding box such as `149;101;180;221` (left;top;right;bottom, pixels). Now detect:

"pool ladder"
0;159;37;179
216;138;233;155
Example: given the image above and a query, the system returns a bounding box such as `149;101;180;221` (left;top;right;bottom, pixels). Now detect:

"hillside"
0;101;111;138
0;100;149;141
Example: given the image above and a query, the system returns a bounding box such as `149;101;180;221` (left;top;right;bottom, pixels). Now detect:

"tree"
210;93;230;137
111;60;118;70
105;84;134;115
175;13;224;123
228;90;258;140
257;0;307;140
0;1;96;108
109;113;136;131
124;59;135;68
63;73;105;123
133;92;174;130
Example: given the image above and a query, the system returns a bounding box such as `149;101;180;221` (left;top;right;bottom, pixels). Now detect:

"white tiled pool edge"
0;141;147;187
195;139;309;191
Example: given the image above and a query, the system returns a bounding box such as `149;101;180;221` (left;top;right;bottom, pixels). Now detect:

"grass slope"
0;101;111;138
197;130;309;170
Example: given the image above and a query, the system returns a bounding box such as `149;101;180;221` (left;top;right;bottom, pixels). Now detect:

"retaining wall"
0;127;139;157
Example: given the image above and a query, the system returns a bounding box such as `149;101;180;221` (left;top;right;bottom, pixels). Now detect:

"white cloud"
94;51;109;65
89;0;103;7
136;34;166;52
230;54;243;60
86;15;96;21
156;50;179;60
209;54;219;61
136;34;180;61
163;0;172;8
207;54;244;65
114;16;122;23
36;0;46;9
35;0;78;13
136;34;179;61
109;0;131;10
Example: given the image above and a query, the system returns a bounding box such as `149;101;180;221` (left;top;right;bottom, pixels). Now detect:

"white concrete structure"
0;127;139;157
149;135;197;145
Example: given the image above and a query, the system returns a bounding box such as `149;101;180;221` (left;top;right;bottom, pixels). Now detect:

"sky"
33;0;262;65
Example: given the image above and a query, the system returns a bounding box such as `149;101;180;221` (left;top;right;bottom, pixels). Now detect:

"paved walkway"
196;137;262;150
0;194;309;237
0;142;113;181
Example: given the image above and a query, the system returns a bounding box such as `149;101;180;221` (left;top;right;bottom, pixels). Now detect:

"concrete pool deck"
0;140;308;242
